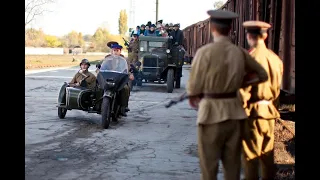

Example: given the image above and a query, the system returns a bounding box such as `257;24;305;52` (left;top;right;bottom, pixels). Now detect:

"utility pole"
156;0;159;23
129;0;136;31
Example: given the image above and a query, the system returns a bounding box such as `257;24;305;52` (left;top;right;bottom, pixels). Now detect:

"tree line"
25;28;126;53
25;0;129;53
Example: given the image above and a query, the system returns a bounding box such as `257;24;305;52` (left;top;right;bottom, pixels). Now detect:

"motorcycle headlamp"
105;82;115;89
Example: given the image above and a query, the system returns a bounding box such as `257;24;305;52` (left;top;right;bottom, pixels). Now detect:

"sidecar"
57;55;130;129
57;82;103;119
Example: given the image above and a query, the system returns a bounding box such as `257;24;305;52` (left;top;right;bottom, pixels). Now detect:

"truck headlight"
166;49;170;53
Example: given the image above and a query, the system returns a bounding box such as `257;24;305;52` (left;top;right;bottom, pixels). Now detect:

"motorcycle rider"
106;41;119;55
102;44;134;117
70;59;97;90
96;41;123;73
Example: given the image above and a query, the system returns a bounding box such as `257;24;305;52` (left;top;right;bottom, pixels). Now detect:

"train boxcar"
182;0;295;94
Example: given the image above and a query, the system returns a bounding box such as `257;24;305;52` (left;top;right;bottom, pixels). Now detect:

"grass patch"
25;55;105;70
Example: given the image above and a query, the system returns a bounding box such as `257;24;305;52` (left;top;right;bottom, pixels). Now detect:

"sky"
27;0;226;36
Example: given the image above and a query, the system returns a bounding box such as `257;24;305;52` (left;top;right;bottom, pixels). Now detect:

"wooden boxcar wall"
182;0;295;94
183;18;211;60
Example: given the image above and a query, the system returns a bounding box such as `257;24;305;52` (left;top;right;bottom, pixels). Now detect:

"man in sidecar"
70;59;97;90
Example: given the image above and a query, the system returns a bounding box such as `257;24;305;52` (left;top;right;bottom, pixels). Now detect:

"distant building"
72;46;83;55
85;42;93;48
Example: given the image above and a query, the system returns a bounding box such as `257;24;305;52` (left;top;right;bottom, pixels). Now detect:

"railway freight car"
182;0;295;94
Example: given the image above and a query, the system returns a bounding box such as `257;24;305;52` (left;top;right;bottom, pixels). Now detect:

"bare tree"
25;0;54;27
213;0;225;9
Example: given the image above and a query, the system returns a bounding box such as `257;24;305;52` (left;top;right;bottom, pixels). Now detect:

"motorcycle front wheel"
101;97;111;129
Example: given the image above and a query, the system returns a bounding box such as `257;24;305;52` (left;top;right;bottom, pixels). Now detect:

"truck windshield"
139;41;167;52
149;41;166;48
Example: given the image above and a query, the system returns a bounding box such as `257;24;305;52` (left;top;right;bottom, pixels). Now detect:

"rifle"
122;37;129;48
165;92;189;108
69;70;90;87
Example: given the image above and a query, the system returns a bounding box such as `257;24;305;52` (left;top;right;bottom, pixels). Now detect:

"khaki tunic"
187;36;268;180
241;42;283;119
70;71;97;90
186;36;268;125
127;40;139;64
241;42;283;180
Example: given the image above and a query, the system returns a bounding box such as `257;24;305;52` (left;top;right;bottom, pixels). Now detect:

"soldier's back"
246;45;283;118
197;37;246;94
187;36;248;124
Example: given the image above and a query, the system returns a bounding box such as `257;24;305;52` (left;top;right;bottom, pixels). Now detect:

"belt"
248;100;272;105
256;100;271;105
203;92;237;99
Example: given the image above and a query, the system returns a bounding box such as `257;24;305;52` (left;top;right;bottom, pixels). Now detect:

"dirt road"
26;66;220;180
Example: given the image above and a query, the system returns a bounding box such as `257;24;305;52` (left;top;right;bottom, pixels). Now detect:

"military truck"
134;36;185;93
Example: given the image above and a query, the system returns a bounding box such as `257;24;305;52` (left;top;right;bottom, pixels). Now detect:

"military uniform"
120;54;131;112
240;21;283;180
96;42;131;115
111;44;131;116
127;39;139;64
186;10;268;180
98;41;119;65
71;60;97;90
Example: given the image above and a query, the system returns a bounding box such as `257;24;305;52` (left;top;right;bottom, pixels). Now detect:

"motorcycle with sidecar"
56;55;129;129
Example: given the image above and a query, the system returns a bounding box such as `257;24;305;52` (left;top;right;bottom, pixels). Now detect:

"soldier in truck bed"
169;24;184;46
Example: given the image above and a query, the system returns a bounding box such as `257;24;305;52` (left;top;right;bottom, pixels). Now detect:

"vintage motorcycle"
56;55;129;129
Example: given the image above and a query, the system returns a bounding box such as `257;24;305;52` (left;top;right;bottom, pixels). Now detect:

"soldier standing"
170;24;184;46
240;21;283;180
127;31;139;65
186;10;268;180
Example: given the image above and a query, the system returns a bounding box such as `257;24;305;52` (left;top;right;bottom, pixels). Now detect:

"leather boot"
120;107;127;117
125;107;130;112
